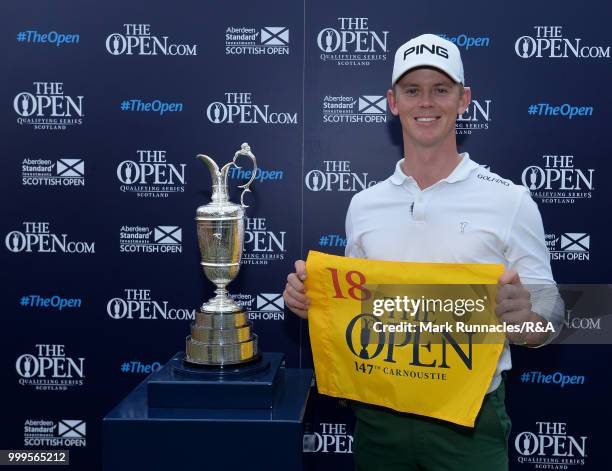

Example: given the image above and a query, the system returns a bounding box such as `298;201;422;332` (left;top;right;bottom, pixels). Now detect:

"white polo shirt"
345;153;561;393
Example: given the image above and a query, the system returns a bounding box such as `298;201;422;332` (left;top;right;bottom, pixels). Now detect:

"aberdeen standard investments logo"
514;421;587;468
317;17;388;66
119;225;182;253
522;154;594;204
515;26;609;59
24;419;86;447
206;92;297;124
117;150;185;198
305;161;377;192
16;344;85;391
225;26;289;55
545;233;590;262
6;222;95;254
106;24;197;56
14;82;83;130
22;158;85;187
322;94;387;123
229;293;286;321
107;289;195;320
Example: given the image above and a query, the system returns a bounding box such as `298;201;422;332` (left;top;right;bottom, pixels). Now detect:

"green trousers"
352;381;511;471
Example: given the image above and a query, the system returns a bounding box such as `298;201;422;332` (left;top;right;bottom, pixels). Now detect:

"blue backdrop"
2;0;610;469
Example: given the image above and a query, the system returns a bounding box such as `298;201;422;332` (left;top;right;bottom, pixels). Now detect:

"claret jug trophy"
185;143;259;366
104;143;313;471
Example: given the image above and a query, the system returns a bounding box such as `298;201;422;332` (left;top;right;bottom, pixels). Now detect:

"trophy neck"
211;181;230;204
200;288;243;313
197;154;232;204
210;163;233;204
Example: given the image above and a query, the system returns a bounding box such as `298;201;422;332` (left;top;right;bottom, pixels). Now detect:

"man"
284;34;563;470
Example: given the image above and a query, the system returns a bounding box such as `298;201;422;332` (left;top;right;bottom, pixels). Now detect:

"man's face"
387;67;471;149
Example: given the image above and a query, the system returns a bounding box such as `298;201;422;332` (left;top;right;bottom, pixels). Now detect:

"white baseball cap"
391;33;464;85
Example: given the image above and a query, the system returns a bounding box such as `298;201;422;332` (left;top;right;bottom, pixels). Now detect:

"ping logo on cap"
404;44;449;60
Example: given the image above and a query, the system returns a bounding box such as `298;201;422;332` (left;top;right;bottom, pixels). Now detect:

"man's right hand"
283;260;310;319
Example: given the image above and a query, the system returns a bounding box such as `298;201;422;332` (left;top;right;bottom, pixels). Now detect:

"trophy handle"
232;143;258;208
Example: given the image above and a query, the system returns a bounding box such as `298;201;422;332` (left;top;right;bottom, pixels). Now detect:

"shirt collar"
389;152;480;186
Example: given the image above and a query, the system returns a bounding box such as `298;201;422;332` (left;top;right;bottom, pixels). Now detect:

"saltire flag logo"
261;27;289;46
154;226;182;244
257;293;284;311
561;233;589;252
58;420;86;438
358;96;386;114
56;159;84;177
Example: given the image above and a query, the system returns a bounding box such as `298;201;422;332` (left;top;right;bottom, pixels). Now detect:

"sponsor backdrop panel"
1;0;610;469
302;1;611;470
2;0;305;468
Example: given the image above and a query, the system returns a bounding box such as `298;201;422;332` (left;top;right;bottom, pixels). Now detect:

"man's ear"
387;88;399;116
458;86;471;115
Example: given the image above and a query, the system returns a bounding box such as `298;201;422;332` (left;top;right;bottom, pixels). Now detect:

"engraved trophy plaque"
185;143;259;366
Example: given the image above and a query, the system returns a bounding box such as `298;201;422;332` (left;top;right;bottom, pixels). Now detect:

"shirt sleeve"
504;189;565;345
345;198;366;259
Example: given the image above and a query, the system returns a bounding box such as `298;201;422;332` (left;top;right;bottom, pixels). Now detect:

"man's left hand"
496;269;539;345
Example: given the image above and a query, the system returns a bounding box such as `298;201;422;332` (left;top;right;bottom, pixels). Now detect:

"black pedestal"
103;352;313;471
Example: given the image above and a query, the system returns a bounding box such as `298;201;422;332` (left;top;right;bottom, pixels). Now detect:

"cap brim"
392;62;463;85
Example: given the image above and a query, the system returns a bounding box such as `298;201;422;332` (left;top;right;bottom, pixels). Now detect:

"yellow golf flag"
305;250;505;427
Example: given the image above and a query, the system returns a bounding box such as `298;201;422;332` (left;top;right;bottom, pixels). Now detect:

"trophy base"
185;333;259;366
185;298;260;366
182;351;263;372
185;306;259;366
